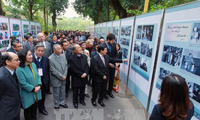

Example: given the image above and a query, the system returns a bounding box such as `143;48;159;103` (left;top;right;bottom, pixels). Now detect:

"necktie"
37;57;40;62
30;42;32;47
101;56;105;66
13;72;18;86
108;44;111;52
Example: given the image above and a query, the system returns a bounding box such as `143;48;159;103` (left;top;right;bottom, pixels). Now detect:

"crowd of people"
0;30;127;120
0;30;195;120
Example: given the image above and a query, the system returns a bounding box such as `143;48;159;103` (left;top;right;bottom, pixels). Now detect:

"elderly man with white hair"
49;44;68;110
38;33;52;57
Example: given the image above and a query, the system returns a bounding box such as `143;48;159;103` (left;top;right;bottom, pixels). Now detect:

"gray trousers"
53;84;66;107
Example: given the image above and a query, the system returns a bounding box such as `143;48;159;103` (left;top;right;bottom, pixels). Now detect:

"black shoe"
80;101;86;106
60;104;68;108
54;106;59;110
73;103;78;109
85;94;90;98
39;110;48;115
91;100;97;107
46;91;52;95
108;93;114;98
104;95;109;100
98;101;105;107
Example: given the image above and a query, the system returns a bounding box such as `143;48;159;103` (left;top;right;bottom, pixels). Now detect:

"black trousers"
38;84;46;111
72;86;85;103
108;67;115;93
24;102;37;120
92;81;107;102
66;70;71;93
11;114;20;120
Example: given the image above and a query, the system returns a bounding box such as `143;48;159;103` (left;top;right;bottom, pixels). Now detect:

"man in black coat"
91;44;127;107
69;44;89;109
32;43;50;115
0;52;21;120
61;41;73;97
102;33;117;98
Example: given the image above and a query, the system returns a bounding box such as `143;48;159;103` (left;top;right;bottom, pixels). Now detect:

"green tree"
49;0;68;31
5;0;44;20
0;0;5;15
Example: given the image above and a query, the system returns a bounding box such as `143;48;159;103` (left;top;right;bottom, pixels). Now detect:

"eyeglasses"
12;59;20;62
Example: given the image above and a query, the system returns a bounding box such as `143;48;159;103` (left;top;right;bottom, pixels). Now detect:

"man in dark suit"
91;44;127;107
32;43;49;115
0;52;21;120
7;39;22;54
51;35;60;51
61;41;73;97
69;44;89;109
102;33;117;98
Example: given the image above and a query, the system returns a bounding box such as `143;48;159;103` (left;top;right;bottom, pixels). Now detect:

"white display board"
36;22;41;35
112;20;120;43
30;21;37;39
22;20;30;37
106;21;113;35
10;18;22;41
128;10;163;108
102;22;107;39
149;2;200;119
0;16;10;51
119;17;134;84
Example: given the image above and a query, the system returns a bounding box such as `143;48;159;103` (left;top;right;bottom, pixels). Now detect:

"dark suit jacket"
51;41;60;50
32;54;50;90
64;49;73;63
0;67;21;120
7;47;17;54
69;54;89;87
92;54;122;83
149;103;194;120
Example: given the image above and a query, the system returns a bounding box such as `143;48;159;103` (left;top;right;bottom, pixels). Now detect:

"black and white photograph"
190;22;200;44
136;26;142;39
121;26;131;36
181;49;200;77
133;54;141;66
161;45;183;67
120;38;130;46
140;57;149;72
158;67;171;80
134;41;141;53
146;44;153;58
142;25;154;41
121;48;128;59
192;83;200;103
186;80;194;98
140;42;147;55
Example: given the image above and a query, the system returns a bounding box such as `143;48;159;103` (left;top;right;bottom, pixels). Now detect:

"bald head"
72;44;82;54
2;52;19;70
38;33;45;42
53;44;62;55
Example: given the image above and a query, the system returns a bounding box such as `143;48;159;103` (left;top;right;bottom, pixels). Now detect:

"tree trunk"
98;5;102;23
29;1;33;20
109;0;127;19
0;0;5;15
52;9;57;32
107;1;109;21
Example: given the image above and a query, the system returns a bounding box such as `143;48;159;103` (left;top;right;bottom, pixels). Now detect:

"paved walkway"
20;82;148;120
